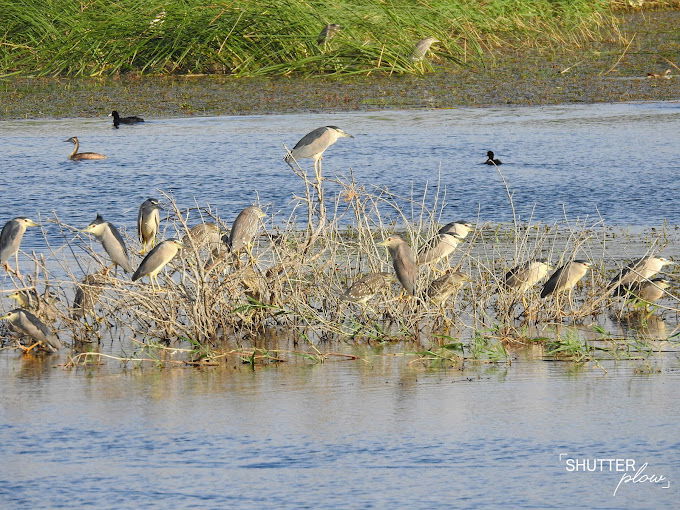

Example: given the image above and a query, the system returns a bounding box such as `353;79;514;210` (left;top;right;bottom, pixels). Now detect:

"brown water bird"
65;136;107;160
72;270;108;319
427;270;469;305
378;235;417;296
317;24;342;46
341;272;393;304
411;37;439;61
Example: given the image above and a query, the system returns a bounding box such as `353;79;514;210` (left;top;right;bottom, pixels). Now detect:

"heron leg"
18;341;41;353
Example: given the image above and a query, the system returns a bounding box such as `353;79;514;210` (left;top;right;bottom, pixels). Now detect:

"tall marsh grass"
0;0;618;77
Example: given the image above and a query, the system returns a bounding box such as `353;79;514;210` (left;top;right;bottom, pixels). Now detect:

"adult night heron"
72;271;108;319
0;217;40;276
65;136;107;160
228;206;267;254
284;126;353;176
341;272;393;304
417;223;468;265
504;260;552;293
427;270;469;305
82;214;134;273
317;24;342;46
132;239;183;289
109;110;144;129
411;37;439;61
628;277;671;304
608;256;673;295
378;235;417;296
138;198;161;254
540;260;592;304
0;309;62;352
484;151;502;165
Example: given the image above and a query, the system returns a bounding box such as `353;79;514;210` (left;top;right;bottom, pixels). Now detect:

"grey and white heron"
0;309;62;352
378;235;418;296
540;260;592;305
65;136;107;160
82;214;134;273
609;256;673;295
417;223;468;265
284;126;353;177
132;239;183;289
341;272;393;304
0;217;40;276
411;36;439;61
627;276;671;305
138;198;161;254
317;23;342;46
504;260;552;293
427;270;469;305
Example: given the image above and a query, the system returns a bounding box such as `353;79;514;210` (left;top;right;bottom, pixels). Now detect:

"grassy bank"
0;0;618;77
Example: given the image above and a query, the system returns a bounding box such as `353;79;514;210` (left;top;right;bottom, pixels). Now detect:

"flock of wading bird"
0;123;676;354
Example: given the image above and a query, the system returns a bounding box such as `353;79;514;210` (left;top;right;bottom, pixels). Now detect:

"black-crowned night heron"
427;270;469;305
228;206;266;254
417;223;468;265
132;238;183;289
182;222;224;255
627;276;671;304
9;288;58;322
484;151;502;165
541;260;592;303
317;24;342;46
609;256;673;295
378;235;418;296
82;214;134;272
65;136;107;160
284;126;353;176
0;217;40;276
504;260;552;293
109;110;144;129
72;271;108;319
0;309;62;352
341;272;393;304
411;36;439;61
138;198;161;254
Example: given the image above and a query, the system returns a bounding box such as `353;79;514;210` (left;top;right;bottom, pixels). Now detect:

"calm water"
1;103;679;508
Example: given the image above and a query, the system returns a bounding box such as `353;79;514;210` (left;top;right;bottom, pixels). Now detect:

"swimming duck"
109;110;144;128
484;151;502;165
65;137;107;161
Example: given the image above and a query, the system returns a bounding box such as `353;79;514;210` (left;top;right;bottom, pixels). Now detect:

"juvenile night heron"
182;222;224;256
608;256;673;295
284;126;353;177
317;23;342;46
109;110;144;129
72;271;108;319
504;260;552;293
132;239;183;289
0;309;62;352
427;270;469;305
228;206;267;254
627;276;671;304
484;151;502;165
378;235;417;296
417;223;467;265
65;136;107;160
82;214;134;273
9;288;58;322
341;272;393;304
0;217;40;276
411;36;439;61
138;198;161;254
540;260;592;304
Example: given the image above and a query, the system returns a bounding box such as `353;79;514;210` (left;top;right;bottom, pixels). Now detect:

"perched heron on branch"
608;256;673;295
417;222;469;265
317;23;342;46
378;235;418;296
0;217;40;276
427;270;469;305
284;126;353;177
138;198;161;254
341;272;393;304
0;309;62;353
82;214;134;273
228;206;267;254
540;260;592;305
65;136;107;160
9;288;58;322
72;270;108;319
132;239;183;289
411;37;439;61
504;260;552;293
182;222;224;256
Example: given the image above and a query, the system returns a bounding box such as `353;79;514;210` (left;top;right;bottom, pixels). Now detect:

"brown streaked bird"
182;222;224;255
65;137;107;160
72;270;108;319
627;277;671;304
378;235;418;296
228;206;267;254
317;23;342;46
609;256;673;295
411;36;439;61
0;309;62;353
504;260;552;293
427;270;469;306
540;260;592;304
341;272;393;304
138;198;161;254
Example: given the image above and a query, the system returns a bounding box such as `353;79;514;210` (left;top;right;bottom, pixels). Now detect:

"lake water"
1;103;679;508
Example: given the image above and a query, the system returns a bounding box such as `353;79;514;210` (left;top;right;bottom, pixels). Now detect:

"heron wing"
290;127;333;159
541;266;564;297
132;242;172;280
0;220;21;262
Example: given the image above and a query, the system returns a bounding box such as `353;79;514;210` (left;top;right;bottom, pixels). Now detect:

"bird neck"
70;139;79;158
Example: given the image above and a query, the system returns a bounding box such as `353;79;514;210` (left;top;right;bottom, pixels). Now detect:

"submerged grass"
0;0;619;77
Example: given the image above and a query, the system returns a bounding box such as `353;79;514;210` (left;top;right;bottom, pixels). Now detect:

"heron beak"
377;239;389;247
26;220;40;227
0;313;10;321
